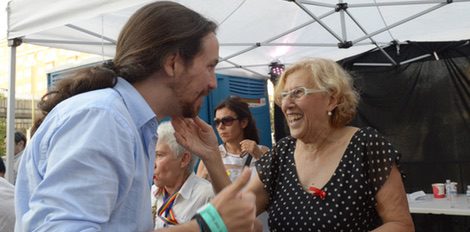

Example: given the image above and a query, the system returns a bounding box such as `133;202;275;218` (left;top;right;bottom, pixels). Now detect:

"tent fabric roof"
7;0;470;78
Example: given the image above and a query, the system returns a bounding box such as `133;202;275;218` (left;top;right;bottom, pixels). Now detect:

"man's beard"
181;100;200;118
173;86;204;118
169;78;207;118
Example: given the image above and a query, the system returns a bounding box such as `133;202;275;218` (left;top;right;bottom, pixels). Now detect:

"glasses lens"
292;87;306;99
281;87;305;101
214;116;237;127
280;91;289;100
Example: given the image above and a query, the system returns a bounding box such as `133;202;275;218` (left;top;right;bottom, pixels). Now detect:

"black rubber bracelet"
192;213;211;232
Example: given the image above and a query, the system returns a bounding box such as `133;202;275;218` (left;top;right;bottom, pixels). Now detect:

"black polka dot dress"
255;127;401;232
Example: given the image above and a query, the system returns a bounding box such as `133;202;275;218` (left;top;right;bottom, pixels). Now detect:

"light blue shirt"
15;77;158;232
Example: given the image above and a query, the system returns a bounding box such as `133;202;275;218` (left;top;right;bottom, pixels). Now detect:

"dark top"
256;127;401;232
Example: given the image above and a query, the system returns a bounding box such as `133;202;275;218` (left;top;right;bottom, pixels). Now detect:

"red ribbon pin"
308;186;327;200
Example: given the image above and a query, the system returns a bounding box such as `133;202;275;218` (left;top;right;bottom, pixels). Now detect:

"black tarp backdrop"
340;41;470;232
340;41;470;193
272;41;470;231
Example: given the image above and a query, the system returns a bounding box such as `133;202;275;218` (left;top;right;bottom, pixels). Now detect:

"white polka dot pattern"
255;127;401;231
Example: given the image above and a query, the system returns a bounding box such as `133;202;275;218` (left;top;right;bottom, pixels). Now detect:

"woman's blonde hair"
274;58;359;127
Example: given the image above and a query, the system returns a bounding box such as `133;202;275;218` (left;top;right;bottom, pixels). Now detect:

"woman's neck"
298;127;336;155
224;141;242;155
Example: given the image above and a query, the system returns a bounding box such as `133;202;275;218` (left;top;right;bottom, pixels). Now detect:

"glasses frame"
280;86;327;101
213;116;239;127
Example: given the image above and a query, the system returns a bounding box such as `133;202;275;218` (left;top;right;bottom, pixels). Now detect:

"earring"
327;111;332;116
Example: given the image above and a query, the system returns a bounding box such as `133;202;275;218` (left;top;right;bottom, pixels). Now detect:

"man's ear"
163;53;178;77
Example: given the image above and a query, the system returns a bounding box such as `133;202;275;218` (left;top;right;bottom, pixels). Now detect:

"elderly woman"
172;58;414;231
151;122;214;229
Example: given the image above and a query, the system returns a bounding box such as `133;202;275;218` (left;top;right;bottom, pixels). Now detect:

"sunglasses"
214;116;239;127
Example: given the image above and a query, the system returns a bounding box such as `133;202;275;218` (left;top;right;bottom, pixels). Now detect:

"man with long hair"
16;2;255;231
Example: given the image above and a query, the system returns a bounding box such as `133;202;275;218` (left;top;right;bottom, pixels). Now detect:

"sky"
0;0;7;40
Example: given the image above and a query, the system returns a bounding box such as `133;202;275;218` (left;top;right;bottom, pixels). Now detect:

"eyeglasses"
214;116;238;127
280;86;326;101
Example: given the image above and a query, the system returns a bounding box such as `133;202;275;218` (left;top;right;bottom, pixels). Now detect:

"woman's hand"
173;116;231;192
172;117;219;161
240;139;269;160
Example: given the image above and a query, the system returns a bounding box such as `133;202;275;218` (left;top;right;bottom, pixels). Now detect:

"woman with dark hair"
197;96;269;181
197;96;270;232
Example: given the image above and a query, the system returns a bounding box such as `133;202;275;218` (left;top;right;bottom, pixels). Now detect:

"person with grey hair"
151;121;214;229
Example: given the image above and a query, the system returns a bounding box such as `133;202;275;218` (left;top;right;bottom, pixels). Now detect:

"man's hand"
211;168;256;232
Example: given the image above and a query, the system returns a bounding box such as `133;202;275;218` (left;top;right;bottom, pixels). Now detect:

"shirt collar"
178;172;197;200
114;77;156;128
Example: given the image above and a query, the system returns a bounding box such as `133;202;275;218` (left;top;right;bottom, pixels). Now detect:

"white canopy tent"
5;0;470;182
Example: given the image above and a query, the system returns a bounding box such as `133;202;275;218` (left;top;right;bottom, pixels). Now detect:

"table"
408;194;470;216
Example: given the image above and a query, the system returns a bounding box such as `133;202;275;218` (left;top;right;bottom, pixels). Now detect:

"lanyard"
157;189;179;225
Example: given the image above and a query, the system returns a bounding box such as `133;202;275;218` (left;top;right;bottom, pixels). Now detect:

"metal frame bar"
220;41;392;47
293;1;343;42
221;59;266;78
400;54;431;65
339;0;348;42
345;10;397;65
5;43;17;183
352;3;447;44
349;0;456;8
23;38;115;46
353;62;394;67
66;24;116;44
221;42;341;47
353;52;432;66
217;63;271;70
297;0;336;8
219;9;336;62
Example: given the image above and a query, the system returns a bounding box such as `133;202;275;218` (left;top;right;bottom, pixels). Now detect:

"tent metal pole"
298;0;336;8
66;24;116;44
352;3;447;44
23;38;114;46
222;59;266;78
339;0;348;42
400;54;431;65
221;41;386;47
294;1;343;42
5;39;20;184
349;0;464;8
353;62;394;67
219;9;335;62
217;63;272;70
221;42;340;47
344;10;397;65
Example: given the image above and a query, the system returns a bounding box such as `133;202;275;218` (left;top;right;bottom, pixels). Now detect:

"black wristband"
192;213;211;232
